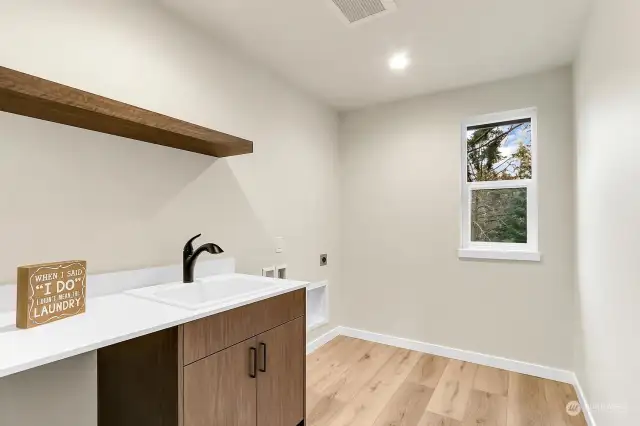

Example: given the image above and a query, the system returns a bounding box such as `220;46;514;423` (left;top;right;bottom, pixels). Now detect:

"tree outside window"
460;109;538;261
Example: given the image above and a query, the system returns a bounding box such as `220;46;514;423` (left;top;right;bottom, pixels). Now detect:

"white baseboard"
340;326;575;384
573;373;597;426
308;325;574;384
306;326;342;355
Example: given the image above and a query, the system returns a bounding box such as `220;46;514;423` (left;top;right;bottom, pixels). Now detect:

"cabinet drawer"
182;289;305;365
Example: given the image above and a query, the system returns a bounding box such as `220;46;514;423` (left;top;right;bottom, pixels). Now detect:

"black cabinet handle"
259;342;267;373
249;347;257;378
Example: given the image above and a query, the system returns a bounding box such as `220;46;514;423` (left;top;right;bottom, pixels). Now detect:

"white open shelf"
307;280;329;331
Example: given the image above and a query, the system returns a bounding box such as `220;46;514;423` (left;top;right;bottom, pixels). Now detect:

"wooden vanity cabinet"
183;337;258;426
98;289;306;426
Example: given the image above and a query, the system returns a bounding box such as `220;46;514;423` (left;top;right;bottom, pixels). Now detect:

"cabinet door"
184;337;258;426
257;317;305;426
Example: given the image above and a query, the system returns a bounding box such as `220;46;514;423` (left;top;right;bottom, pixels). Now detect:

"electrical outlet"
320;254;328;266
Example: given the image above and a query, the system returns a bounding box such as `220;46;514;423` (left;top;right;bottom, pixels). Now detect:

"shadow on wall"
0;351;98;425
0;111;273;286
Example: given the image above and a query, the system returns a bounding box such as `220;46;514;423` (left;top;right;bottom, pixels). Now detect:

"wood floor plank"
372;382;434;426
543;380;588;426
307;335;349;371
307;390;348;426
462;390;507;426
473;365;509;396
308;338;374;410
405;354;449;388
506;372;551;426
307;337;363;379
308;339;585;426
307;341;397;425
308;338;375;393
417;412;463;426
426;360;478;421
327;348;423;426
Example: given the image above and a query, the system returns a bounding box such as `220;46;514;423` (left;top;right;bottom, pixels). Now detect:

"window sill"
458;248;541;262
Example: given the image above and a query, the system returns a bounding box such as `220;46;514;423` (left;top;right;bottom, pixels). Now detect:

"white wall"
574;0;640;423
340;67;575;369
0;1;340;424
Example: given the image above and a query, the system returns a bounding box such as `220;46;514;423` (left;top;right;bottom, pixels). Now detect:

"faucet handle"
184;234;202;257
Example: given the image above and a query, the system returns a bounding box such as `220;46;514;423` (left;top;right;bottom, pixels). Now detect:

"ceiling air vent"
328;0;397;25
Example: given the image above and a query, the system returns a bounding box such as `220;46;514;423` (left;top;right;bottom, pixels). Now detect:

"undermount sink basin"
125;274;290;310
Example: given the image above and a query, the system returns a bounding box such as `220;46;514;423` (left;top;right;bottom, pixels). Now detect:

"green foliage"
467;123;531;243
467;123;532;182
471;188;527;243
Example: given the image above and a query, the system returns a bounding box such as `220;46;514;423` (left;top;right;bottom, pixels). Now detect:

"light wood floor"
306;336;587;426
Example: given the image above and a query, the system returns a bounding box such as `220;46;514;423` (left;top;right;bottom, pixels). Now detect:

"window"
459;108;539;261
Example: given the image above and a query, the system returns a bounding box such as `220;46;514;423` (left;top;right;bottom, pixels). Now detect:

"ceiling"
160;0;591;110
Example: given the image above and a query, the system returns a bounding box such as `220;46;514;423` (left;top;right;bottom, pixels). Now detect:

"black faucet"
183;234;224;283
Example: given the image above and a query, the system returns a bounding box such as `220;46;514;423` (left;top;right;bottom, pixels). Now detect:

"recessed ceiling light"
389;51;410;71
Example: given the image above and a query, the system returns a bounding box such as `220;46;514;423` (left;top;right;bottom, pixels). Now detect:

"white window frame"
458;107;540;262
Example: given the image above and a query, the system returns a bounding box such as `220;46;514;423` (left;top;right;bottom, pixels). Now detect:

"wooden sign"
16;260;87;329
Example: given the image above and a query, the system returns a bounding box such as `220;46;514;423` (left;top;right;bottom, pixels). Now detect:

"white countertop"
0;270;307;379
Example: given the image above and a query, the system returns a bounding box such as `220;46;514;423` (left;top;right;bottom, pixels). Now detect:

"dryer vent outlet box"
328;0;397;25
